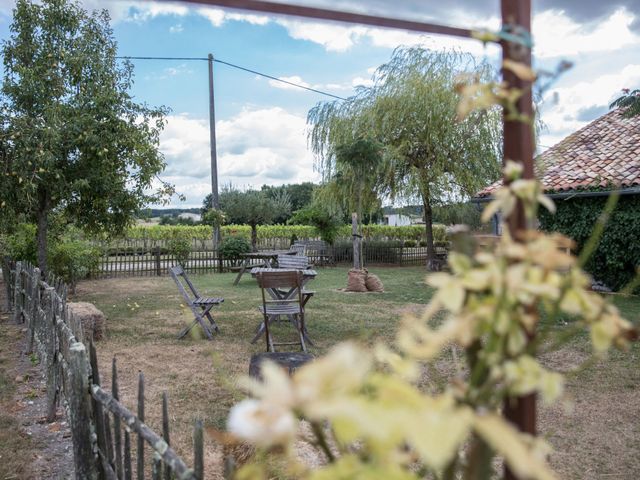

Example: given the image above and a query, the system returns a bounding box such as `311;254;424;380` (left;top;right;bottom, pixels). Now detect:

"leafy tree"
202;182;316;223
308;47;502;270
610;88;640;118
219;186;290;250
317;138;384;267
261;182;316;216
288;202;342;245
0;0;171;273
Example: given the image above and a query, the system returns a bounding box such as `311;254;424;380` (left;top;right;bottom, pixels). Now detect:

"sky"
0;0;639;208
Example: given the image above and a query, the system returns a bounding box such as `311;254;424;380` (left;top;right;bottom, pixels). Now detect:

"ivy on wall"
539;195;640;292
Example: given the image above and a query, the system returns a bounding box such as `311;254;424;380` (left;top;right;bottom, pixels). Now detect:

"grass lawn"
74;266;640;480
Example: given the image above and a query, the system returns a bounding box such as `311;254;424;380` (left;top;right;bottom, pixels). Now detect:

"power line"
117;55;346;100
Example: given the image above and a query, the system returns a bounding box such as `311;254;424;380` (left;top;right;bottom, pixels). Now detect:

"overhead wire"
116;55;346;100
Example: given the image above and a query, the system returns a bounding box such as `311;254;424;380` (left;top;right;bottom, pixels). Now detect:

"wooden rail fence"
7;260;204;479
95;239;446;277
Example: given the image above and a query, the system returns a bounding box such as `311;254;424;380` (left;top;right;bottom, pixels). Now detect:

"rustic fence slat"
91;385;196;479
67;341;100;479
194;419;203;480
162;392;171;480
113;358;123;479
124;431;133;480
152;454;162;480
137;372;145;480
89;341;109;476
105;411;115;470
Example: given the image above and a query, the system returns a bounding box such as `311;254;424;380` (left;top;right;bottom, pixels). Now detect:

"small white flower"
227;399;296;447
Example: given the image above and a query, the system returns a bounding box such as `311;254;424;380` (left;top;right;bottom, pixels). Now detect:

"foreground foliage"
225;164;637;479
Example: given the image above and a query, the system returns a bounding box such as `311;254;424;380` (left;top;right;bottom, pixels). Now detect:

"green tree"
0;0;171;273
610;88;640;118
261;182;316;216
308;47;502;270
317;138;383;268
220;186;290;251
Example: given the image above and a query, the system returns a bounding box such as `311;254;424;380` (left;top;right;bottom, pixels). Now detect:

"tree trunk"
352;213;362;270
250;224;258;252
36;188;50;275
422;193;436;271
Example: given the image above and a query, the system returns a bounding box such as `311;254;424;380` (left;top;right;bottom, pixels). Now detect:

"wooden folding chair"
256;270;307;353
289;243;307;255
276;255;315;307
169;265;224;340
276;254;310;270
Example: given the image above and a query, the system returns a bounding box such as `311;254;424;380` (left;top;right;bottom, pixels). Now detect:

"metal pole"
208;53;221;250
500;2;536;478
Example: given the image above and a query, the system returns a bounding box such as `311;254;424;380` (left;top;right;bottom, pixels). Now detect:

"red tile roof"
475;108;640;197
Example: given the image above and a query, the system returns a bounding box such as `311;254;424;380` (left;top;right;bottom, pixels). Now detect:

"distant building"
381;213;413;226
178;213;201;222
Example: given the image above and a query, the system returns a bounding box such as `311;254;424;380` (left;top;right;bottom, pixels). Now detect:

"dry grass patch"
74;268;640;479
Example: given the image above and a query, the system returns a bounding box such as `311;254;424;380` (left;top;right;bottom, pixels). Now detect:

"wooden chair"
256;270;307;353
289;243;307;255
276;255;315;306
276;254;310;270
169;265;224;340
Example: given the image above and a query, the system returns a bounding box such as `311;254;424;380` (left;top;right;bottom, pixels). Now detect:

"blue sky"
1;0;639;208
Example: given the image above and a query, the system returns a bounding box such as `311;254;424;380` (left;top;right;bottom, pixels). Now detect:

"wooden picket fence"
8;260;204;479
95;240;447;278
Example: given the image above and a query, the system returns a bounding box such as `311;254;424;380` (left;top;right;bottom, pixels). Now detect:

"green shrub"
219;237;251;265
539;195;640;292
167;237;192;266
403;240;417;248
5;223;37;263
48;233;101;291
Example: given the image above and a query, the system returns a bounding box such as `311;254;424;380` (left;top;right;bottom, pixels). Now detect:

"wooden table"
232;250;294;286
250;267;317;345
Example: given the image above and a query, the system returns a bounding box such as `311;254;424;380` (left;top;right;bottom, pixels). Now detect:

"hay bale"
68;302;106;341
346;269;368;292
365;273;384;292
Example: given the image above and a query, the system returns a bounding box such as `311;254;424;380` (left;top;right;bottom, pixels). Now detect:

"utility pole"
208;53;221;250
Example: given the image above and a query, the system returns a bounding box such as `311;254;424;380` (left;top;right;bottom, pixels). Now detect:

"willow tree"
309;47;502;270
317;138;383;268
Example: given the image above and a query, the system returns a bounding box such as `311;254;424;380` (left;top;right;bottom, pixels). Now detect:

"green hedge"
123;224;447;243
539;195;640;292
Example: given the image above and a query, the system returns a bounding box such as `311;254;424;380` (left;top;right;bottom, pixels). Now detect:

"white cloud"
539;64;640;147
195;6;270;28
226;12;270;25
144;64;193;81
158;109;319;207
276;18;368;52
268;75;311;90
351;76;373;88
195;7;226;27
534;8;640;58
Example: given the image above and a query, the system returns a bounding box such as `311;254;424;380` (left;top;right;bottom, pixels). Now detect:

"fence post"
67;341;100;480
2;257;13;311
12;261;22;323
155;246;162;277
